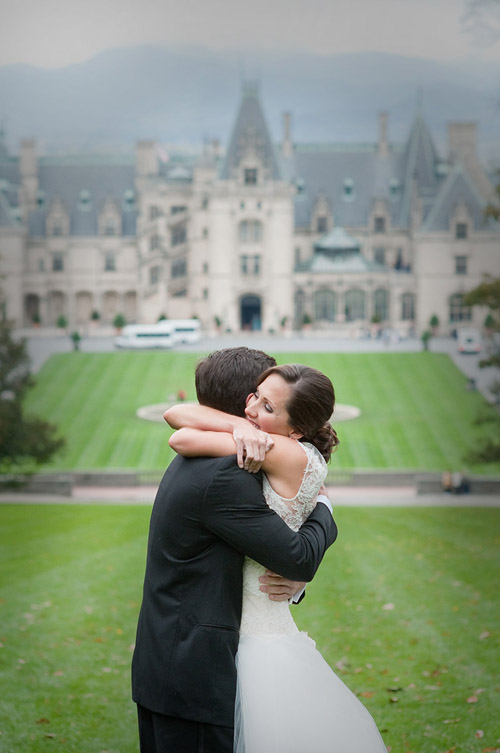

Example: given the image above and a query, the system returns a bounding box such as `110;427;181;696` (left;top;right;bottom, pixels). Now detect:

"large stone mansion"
0;82;498;335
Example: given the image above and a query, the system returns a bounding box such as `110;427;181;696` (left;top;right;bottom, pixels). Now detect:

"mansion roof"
0;87;496;239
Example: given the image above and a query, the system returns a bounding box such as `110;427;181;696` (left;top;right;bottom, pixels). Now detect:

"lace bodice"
239;442;327;637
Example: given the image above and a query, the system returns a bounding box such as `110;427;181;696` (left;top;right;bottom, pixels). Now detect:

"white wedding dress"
234;442;387;753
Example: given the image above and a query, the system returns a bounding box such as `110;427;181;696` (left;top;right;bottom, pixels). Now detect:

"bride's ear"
288;430;303;440
245;393;254;407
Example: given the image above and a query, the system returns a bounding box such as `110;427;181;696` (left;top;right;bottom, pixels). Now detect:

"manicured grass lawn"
0;503;498;753
25;351;499;474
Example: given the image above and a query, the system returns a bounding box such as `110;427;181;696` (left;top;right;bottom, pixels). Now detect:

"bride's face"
244;373;301;438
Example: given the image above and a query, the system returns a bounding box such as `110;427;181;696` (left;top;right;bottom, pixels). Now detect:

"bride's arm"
165;404;242;433
166;404;272;471
165;403;307;491
170;425;307;493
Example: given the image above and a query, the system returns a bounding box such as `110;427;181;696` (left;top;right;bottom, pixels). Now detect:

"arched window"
314;290;336;322
345;289;366;321
401;292;415;321
239;220;262;243
240;295;262;331
449;293;471;323
373;289;389;321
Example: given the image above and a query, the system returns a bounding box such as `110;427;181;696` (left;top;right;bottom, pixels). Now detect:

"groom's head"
195;347;276;417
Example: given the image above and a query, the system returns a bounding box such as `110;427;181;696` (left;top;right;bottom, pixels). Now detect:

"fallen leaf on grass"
443;719;461;724
476;731;484;738
467;696;479;703
35;718;50;724
360;691;374;698
479;631;490;640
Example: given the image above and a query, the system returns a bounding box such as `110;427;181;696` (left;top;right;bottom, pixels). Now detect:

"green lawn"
0;503;498;753
25;351;499;474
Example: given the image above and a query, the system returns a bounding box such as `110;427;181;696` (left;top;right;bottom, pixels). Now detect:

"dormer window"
244;168;257;186
389;179;400;199
123;189;135;211
36;189;46;207
455;222;468;240
343;178;355;200
78;189;92;211
374;216;386;234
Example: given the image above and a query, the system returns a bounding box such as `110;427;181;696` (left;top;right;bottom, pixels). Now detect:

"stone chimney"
135;140;158;177
448;122;494;202
282;111;292;158
20;139;38;213
378;112;389;157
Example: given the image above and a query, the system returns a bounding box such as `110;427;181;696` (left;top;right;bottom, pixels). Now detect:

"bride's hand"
259;570;307;602
232;424;274;473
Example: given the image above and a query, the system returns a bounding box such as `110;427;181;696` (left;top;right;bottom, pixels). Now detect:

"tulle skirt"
234;632;387;753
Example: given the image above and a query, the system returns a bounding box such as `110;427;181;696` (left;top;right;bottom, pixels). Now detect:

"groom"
132;347;337;753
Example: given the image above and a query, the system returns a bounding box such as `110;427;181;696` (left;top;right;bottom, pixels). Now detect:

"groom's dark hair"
195;347;276;417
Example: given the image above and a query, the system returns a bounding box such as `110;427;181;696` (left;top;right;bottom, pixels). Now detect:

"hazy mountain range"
0;45;498;160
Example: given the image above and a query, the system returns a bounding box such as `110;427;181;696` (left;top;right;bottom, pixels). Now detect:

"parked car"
457;328;482;354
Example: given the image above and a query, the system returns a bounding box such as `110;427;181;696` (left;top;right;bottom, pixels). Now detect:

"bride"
165;363;387;753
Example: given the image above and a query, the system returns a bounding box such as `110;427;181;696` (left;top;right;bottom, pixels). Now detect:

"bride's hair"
256;364;339;462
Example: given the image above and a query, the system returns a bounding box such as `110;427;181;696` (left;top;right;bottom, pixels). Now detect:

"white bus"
114;324;175;349
114;319;201;349
168;319;201;344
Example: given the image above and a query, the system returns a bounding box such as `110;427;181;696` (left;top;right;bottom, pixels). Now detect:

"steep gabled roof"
220;82;282;180
421;163;495;232
27;155;137;237
292;144;406;229
398;113;441;226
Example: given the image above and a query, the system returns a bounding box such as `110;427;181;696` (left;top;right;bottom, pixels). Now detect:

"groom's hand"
259;570;307;602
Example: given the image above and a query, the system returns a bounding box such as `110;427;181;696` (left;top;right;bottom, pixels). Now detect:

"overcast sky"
0;0;499;69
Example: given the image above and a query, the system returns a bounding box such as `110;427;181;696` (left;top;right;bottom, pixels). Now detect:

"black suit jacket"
131;453;337;727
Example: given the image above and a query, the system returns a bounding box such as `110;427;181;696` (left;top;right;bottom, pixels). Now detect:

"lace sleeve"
295;442;328;512
263;441;327;531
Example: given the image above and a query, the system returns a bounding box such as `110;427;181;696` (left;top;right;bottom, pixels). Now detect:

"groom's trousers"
137;705;234;753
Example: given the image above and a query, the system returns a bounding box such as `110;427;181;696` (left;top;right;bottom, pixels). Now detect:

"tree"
463;276;500;462
464;277;500;368
462;0;500;47
0;320;65;471
113;313;126;331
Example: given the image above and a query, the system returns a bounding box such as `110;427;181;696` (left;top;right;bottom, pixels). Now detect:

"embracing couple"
132;347;386;752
